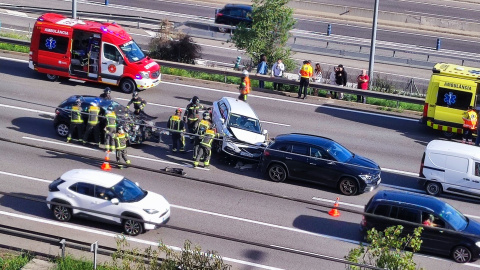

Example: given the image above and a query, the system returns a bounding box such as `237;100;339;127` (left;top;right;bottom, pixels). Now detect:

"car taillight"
419;152;426;177
55;109;60;115
361;216;366;227
264;150;270;156
422;103;428;118
216;13;223;17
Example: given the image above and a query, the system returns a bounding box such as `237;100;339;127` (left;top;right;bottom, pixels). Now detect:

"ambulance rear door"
100;42;125;85
433;80;477;125
36;25;73;77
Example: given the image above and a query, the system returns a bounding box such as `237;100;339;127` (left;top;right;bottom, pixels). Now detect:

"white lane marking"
311;197;363;209
162;81;419;122
170;204;359;244
0;104;55;115
381;183;425;193
21;137;189;167
0;210;282;270
0;171;51;183
115;98;290;126
382;167;419;177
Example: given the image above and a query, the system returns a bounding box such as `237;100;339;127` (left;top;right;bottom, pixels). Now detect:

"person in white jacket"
271;59;285;90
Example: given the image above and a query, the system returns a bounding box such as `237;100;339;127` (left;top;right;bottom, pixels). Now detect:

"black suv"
260;133;381;196
215;4;252;32
362;190;480;263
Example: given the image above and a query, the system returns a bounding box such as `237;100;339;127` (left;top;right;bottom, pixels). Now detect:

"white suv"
46;169;170;236
212;97;268;160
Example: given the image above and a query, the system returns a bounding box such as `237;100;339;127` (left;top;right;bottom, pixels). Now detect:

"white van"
212;97;268;160
419;140;480;198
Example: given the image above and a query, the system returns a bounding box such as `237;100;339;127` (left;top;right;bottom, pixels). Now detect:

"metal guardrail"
0;37;425;105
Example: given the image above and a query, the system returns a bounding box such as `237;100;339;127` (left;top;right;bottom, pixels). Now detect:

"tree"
345;225;424;270
149;19;201;64
230;0;296;71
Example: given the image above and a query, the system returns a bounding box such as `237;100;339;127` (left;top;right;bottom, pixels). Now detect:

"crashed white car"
212;97;268;160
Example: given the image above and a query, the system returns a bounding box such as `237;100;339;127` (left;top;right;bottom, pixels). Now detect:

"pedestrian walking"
357;69;369;103
256;55;268;88
82;101;100;146
239;70;251;102
271;58;285;90
462;106;477;144
335;64;347;99
114;127;131;169
167;108;186;152
67;98;84;143
298;60;313;99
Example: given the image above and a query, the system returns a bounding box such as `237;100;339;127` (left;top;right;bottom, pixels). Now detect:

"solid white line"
21;136;188;167
170;204;359;244
162;81;419;122
0;104;54;115
381;183;424;193
115;97;290;126
382;167;419;177
0;210;281;270
0;171;52;183
311;197;363;209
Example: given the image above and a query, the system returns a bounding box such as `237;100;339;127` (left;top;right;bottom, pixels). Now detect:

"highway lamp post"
368;0;379;89
72;0;77;19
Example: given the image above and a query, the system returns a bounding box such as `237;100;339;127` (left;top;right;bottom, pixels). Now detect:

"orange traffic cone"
101;151;111;171
329;197;341;217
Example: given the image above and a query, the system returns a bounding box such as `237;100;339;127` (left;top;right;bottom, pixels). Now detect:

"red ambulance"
29;13;161;93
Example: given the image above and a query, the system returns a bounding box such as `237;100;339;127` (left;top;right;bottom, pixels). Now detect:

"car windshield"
227;113;261;134
98;100;125;114
325;141;353;162
120;40;146;63
110;178;147;203
440;203;468;231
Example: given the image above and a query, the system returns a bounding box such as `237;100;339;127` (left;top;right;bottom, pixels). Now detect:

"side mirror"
262;129;268;135
118;57;124;65
111;198;119;205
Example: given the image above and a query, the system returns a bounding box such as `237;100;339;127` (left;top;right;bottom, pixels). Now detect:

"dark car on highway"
53;95;159;144
260;133;381;196
215;4;252;32
362;190;480;263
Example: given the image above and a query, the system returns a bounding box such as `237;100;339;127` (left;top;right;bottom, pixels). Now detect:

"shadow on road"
293;214;363;243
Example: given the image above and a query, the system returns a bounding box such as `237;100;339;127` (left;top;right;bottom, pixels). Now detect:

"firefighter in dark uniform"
104;107;117;152
82;102;100;146
192;111;212;159
167;108;186;152
67;98;84;143
127;91;146;115
114;127;131;169
99;87;112;100
183;96;203;139
193;128;216;169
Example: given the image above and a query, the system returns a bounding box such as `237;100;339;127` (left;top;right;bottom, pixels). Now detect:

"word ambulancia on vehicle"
29;13;161;93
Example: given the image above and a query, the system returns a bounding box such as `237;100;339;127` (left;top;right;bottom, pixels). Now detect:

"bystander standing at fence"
357;69;369;103
271;58;285;90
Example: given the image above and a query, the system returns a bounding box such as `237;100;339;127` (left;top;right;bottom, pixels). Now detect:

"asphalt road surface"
2;53;480;269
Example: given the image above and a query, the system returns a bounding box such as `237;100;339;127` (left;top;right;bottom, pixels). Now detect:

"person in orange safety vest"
462;106;478;144
239;70;251;102
298;60;313;99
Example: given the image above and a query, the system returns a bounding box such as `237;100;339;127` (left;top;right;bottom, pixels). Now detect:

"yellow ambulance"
421;63;480;138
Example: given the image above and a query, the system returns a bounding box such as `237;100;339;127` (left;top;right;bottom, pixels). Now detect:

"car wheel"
443;131;455;140
120;78;136;94
56;123;69;137
52;204;72;222
46;74;59;81
425;181;442;196
268;164;287;183
123;218;143;236
339;178;358;196
452;246;472;263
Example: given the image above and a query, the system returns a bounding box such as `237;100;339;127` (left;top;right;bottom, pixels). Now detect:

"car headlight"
144;209;159;214
139;71;150;79
359;174;373;183
476;241;480;248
